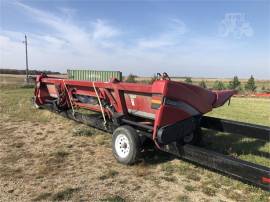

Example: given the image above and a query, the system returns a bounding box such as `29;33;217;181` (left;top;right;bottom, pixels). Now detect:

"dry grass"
0;76;269;201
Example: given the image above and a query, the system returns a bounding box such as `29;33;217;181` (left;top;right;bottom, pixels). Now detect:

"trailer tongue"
33;73;270;191
161;118;270;190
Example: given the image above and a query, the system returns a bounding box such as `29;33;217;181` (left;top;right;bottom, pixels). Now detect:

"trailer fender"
157;117;199;144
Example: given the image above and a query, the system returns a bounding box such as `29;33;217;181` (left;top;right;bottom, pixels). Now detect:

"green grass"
32;187;80;201
203;130;270;167
207;97;270;126
184;185;197;192
204;97;270;167
0;87;52;122
72;125;97;136
201;186;216;197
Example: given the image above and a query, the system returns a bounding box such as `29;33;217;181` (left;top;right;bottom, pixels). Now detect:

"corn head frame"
33;73;270;191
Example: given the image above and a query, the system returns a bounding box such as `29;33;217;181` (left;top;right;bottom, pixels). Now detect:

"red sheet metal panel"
34;74;235;141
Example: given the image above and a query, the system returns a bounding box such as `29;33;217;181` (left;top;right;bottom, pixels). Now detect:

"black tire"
183;127;202;145
112;125;140;165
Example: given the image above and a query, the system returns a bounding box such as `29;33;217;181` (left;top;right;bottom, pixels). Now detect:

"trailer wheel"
112;125;140;165
183;127;202;145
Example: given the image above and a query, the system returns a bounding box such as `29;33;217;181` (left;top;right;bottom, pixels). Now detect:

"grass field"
0;75;269;201
207;98;270;126
206;98;270;167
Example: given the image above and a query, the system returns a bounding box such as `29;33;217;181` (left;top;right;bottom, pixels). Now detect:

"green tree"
199;80;207;88
245;75;256;92
212;80;226;90
185;77;192;84
125;74;137;83
228;76;241;90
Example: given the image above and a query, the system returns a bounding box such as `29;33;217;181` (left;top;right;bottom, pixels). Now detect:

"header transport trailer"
33;72;270;190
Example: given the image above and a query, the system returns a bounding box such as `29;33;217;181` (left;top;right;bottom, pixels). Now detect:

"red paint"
255;93;270;97
262;177;270;184
34;74;234;141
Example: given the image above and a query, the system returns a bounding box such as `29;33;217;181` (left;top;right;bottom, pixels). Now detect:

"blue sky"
0;0;269;78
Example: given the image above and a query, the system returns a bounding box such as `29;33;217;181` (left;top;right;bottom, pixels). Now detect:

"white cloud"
219;13;254;38
0;35;25;67
136;18;187;49
15;2;93;51
92;19;120;40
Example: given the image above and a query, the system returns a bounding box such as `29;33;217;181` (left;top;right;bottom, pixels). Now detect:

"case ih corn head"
33;73;270;190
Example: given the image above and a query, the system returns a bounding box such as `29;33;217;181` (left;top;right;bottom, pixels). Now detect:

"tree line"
185;75;259;92
0;69;61;75
125;74;264;93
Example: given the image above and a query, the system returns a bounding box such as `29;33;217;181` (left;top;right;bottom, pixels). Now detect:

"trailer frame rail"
200;116;270;141
161;143;270;191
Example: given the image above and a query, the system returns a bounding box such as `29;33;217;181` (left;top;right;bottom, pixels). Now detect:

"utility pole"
22;34;29;84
